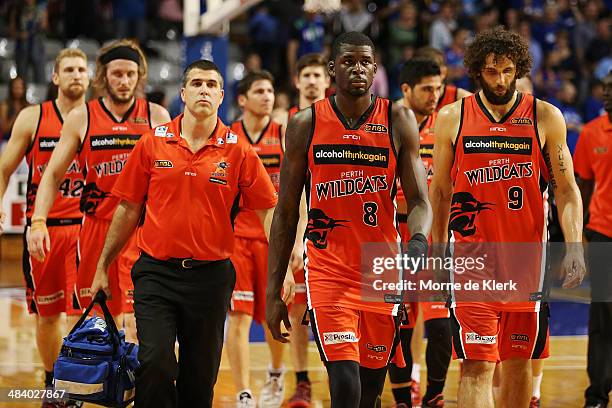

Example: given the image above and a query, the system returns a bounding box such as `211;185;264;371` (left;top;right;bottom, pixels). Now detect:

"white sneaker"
259;369;285;408
237;390;256;408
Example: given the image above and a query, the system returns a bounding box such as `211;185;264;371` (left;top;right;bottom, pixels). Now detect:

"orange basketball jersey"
396;112;437;204
436;84;458;112
79;98;151;220
305;96;399;315
230;119;283;239
26;100;83;222
450;93;548;311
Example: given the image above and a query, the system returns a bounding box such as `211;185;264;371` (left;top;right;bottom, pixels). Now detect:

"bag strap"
68;291;122;348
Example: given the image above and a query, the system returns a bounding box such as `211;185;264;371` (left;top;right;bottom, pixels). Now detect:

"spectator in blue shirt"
532;3;563;52
584;80;605;122
445;27;471;91
551;81;583;154
287;9;327;78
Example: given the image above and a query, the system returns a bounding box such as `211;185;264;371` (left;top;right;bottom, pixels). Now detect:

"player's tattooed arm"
392;103;432;237
538;100;585;288
266;107;311;342
539;101;583;242
430;102;461;245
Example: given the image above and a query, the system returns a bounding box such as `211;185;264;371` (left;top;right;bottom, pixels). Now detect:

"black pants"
132;254;235;408
585;229;612;405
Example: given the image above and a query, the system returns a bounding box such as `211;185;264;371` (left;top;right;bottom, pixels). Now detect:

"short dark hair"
464;26;532;80
331;31;375;61
236;70;274;97
182;59;224;88
399;58;441;87
296;53;327;76
414;46;445;67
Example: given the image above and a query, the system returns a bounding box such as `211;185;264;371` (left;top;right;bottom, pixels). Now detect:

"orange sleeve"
112;133;152;204
238;144;278;210
573;126;593;180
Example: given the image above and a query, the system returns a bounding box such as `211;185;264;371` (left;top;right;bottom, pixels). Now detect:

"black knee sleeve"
359;366;388;408
326;360;360;408
425;318;452;381
388;327;413;384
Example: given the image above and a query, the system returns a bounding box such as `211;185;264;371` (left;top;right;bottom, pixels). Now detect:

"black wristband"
409;233;428;244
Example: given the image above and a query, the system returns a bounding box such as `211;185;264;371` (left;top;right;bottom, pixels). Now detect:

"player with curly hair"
430;27;585;408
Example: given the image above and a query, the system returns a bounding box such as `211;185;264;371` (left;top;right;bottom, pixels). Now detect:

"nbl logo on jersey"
463;136;532;155
313;144;389;168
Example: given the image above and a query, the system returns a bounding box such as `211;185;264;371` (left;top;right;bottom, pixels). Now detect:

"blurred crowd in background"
0;0;610;153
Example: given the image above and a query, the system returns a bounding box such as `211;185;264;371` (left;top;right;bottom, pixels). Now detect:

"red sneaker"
287;380;311;407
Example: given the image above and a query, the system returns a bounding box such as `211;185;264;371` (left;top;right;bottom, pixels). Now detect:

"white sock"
412;363;421;383
238;388;253;398
532;373;543;399
269;364;284;376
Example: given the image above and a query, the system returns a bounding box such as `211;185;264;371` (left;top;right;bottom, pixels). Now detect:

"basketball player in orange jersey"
0;48;88;407
389;57;450;408
267;31;432;407
283;53;330;408
28;39;170;340
430;27;585;408
414;46;471;112
227;70;295;408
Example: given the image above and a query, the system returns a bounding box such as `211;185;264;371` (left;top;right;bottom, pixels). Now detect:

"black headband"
100;46;140;66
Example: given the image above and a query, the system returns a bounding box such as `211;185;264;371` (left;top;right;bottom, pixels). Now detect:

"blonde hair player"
0;48;89;407
27;39;170;343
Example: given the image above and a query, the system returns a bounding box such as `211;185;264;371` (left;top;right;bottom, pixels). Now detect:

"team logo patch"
154;160;173;168
510;334;530;342
364;123;388;133
323;331;358;345
80;183;110;216
226;131;238;144
449;192;494;237
154;126;168;137
510;117;533;125
305;208;349;249
132;117;149;124
366;343;387;353
211;160;230;177
465;332;497;344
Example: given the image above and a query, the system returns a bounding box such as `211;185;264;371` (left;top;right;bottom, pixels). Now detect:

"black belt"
26;217;82;227
142;252;220;269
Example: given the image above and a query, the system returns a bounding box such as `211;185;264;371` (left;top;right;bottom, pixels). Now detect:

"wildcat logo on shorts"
465;332;497;344
364;123;388;133
323;331;358;345
154;160;173;168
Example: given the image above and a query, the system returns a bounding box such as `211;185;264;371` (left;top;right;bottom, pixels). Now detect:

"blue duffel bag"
54;291;139;407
